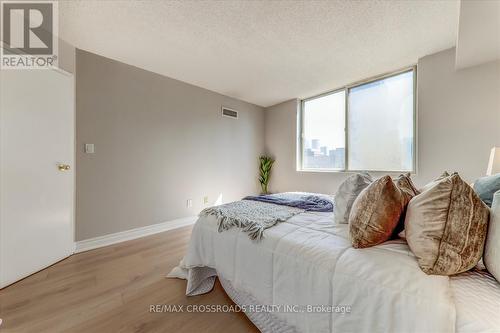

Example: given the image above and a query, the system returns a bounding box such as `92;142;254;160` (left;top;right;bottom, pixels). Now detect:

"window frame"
298;66;417;174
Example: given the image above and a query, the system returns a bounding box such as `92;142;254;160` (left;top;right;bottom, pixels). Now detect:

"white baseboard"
74;216;198;253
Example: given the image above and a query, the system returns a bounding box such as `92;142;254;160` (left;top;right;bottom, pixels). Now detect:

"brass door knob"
58;164;71;171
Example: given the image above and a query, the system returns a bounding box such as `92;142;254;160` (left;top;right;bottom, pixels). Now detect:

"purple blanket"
243;192;333;212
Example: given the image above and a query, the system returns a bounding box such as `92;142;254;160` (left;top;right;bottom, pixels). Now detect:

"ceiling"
59;0;459;107
456;0;500;69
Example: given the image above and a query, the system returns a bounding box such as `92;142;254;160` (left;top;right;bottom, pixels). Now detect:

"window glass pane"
302;90;345;170
348;70;414;171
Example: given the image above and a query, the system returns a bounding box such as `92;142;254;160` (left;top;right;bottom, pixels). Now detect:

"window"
299;68;415;172
302;90;345;170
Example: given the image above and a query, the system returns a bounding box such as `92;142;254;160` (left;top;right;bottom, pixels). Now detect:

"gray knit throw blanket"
200;200;304;241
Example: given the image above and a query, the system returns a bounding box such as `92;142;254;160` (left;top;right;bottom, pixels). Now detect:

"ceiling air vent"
221;107;238;119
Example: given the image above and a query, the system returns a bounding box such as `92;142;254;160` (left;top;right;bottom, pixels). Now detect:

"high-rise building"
333;148;345;169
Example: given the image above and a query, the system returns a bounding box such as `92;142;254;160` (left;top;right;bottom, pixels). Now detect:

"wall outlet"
186;199;193;208
203;196;209;204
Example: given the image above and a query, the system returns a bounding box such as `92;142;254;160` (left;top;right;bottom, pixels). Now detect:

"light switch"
84;144;95;154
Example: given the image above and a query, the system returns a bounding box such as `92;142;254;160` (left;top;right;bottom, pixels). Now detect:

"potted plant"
259;156;275;194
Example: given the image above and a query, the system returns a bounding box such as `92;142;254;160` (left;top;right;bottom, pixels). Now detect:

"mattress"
170;210;499;332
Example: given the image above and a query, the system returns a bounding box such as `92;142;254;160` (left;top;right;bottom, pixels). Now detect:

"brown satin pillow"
349;174;418;248
405;173;489;275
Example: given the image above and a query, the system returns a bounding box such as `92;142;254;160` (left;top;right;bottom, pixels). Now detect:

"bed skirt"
218;275;297;333
168;266;296;333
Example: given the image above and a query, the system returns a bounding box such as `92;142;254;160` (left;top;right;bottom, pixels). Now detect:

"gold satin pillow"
405;173;489;275
349;174;418;248
398;171;451;239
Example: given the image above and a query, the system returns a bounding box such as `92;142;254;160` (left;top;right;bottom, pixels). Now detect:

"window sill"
297;168;416;175
297;169;348;174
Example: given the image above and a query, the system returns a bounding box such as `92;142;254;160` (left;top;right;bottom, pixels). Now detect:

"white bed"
170;210;500;333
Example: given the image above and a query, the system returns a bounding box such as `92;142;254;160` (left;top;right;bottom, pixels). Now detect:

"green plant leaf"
258;155;274;193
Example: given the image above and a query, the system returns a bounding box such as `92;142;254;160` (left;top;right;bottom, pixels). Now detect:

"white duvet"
171;211;457;333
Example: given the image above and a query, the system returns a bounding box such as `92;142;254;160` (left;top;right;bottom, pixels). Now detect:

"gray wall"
76;49;264;241
264;48;500;193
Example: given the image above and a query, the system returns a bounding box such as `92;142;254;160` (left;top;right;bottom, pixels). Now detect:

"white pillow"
484;190;500;282
334;173;373;224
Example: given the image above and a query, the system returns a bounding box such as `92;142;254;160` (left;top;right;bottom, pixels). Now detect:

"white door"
0;68;75;288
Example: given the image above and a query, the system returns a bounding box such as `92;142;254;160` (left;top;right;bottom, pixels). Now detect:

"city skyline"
303;137;345;169
303;135;413;171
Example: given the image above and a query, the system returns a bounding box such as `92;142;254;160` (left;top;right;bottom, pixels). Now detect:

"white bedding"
171;211;467;333
450;269;500;333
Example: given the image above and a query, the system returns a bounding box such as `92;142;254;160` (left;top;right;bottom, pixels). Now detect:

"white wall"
417;48;500;184
264;48;500;194
456;0;500;69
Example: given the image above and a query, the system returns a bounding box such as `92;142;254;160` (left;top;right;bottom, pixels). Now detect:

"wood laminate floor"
0;226;259;333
